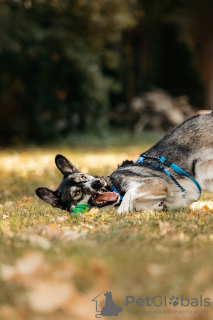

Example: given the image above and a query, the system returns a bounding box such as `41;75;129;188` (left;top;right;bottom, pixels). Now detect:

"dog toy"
72;204;91;214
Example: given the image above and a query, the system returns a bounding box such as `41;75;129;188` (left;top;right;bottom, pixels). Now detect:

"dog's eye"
75;190;80;197
71;189;81;199
72;189;82;199
81;175;87;180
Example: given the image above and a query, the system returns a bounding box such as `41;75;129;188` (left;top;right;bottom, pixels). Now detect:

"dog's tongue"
94;191;118;202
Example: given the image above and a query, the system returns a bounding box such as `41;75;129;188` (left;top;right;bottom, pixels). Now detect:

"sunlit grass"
0;135;213;320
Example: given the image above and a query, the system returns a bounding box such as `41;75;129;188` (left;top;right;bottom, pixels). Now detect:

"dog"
36;112;213;213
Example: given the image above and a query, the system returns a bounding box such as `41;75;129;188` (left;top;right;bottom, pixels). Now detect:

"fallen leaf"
85;208;99;217
4;201;14;209
56;217;67;224
46;224;61;237
204;205;210;211
15;252;44;276
80;223;94;229
146;263;170;280
49;223;60;229
23;235;51;250
63;230;87;241
28;281;75;313
158;221;172;235
173;232;190;241
187;212;198;217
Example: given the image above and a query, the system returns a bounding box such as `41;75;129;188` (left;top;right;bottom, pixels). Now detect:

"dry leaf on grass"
85;208;99;217
172;232;190;241
4;201;14;209
187;212;198;218
80;223;94;229
199;206;210;215
45;223;62;237
15;251;45;276
28;280;76;313
145;263;171;280
158;221;173;235
62;230;87;241
22;234;51;250
56;217;67;224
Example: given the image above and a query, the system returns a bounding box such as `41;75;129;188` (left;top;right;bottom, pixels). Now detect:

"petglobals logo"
126;295;211;308
92;292;211;318
92;291;122;318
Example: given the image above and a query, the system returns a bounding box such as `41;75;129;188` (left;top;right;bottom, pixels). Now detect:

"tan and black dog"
36;112;213;213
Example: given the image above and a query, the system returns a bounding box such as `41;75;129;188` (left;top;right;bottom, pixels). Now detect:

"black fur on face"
36;154;107;212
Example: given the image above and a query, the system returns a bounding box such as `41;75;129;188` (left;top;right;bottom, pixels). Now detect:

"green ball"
72;204;91;215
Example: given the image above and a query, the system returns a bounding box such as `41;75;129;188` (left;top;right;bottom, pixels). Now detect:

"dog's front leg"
117;178;171;213
117;188;136;213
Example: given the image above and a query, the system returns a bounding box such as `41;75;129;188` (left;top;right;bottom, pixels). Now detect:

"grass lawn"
0;133;213;320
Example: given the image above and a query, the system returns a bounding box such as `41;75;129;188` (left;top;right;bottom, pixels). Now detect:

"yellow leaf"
49;223;60;230
85;208;99;216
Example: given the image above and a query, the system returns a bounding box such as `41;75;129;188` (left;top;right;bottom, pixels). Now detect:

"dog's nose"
91;180;102;189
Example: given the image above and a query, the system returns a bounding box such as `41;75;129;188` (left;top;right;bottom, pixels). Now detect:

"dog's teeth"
96;201;105;205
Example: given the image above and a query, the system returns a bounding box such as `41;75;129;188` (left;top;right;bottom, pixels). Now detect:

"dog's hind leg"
117;178;171;213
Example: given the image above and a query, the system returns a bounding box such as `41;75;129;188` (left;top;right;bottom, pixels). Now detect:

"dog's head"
36;154;119;212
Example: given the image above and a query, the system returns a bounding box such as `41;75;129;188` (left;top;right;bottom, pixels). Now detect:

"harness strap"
137;153;201;197
136;156;186;197
158;156;201;194
112;153;201;201
111;185;123;200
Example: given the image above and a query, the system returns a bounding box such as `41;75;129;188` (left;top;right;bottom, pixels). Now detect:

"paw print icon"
169;296;179;306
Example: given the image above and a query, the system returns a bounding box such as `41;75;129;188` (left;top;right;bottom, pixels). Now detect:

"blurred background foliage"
0;0;211;144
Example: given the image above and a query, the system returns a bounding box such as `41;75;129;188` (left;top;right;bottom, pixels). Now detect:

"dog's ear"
55;154;78;175
36;187;61;208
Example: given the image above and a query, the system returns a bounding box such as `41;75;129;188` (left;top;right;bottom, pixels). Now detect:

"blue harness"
112;153;201;200
112;185;123;200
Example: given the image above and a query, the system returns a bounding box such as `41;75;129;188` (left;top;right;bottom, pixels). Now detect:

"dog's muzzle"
91;179;103;190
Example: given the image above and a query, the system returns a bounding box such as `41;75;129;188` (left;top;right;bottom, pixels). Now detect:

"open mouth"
90;187;119;207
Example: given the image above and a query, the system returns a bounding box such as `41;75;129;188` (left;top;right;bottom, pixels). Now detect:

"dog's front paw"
117;206;126;214
152;201;166;210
